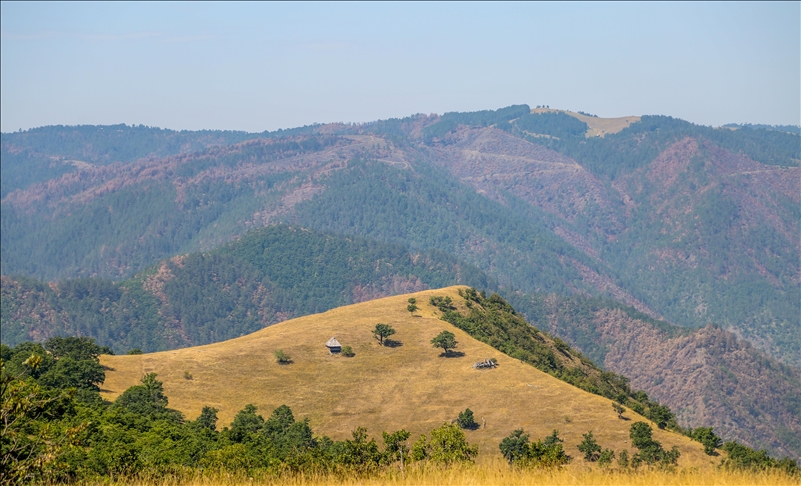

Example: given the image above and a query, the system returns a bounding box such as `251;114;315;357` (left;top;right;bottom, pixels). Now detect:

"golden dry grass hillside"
531;107;640;137
100;286;713;468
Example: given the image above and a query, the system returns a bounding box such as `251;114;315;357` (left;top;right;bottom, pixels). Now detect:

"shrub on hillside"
629;422;680;467
499;429;570;467
691;427;721;455
456;408;478;430
274;349;291;364
413;423;478;465
578;431;601;461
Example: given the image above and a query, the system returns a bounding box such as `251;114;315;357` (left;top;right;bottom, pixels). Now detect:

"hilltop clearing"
530;107;640;137
100;287;713;467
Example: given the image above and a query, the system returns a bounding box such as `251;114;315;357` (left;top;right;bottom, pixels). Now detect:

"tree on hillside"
598;448;615;467
431;331;458;355
424;423;478;464
113;373;181;420
500;429;531;464
382;429;411;473
578;431;602;461
274;349;291;364
195;406;219;432
407;303;418;315
629;421;680;466
613;402;626;419
499;428;570;467
456;408;478;430
692;427;722;455
646;403;674;429
373;324;396;346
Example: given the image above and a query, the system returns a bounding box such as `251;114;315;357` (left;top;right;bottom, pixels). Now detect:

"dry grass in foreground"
91;463;799;486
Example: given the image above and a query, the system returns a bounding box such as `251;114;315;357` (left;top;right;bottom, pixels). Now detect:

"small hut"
325;337;342;354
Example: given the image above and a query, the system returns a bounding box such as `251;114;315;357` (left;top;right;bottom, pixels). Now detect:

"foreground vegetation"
68;466;801;486
3;326;797;484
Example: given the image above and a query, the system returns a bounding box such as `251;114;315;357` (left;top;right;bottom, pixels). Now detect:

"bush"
721;441;799;474
629;422;680;467
426;423;478;464
274;349;291;364
578;431;601;461
617;449;630;469
598;449;615;467
429;296;456;311
456;408;478;430
341;346;355;357
691;427;721;455
499;428;570;467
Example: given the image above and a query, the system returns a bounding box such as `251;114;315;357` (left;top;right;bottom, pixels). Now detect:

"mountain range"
1;105;799;458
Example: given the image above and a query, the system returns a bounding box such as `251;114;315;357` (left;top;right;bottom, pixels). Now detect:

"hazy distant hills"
2;226;799;459
1;225;492;352
2;106;799;457
5;106;795;366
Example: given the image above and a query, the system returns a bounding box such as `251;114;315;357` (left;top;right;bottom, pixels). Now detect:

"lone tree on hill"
578;431;602;461
613;402;626;419
456;408;478;430
407;303;418;314
431;330;458;355
373;323;396;346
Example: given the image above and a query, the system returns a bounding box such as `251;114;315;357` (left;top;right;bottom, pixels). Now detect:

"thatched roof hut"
325;337;342;353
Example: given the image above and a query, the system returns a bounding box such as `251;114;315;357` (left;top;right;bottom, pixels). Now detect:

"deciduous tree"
431;331;458;355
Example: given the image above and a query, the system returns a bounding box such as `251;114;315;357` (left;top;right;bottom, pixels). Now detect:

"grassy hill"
99;287;713;467
530;108;641;137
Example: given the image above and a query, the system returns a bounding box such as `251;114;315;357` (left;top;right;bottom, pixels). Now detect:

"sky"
1;2;799;132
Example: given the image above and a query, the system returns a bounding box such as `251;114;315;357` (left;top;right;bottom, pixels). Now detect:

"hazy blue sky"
1;2;799;132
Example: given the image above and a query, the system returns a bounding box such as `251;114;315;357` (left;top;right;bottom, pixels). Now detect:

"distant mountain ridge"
2;105;799;458
1;225;491;352
2;225;799;459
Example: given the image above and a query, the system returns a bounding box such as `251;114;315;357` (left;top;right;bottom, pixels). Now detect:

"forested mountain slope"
2;109;796;368
511;293;801;459
2;226;798;459
1;225;491;352
0;124;273;198
2;107;799;459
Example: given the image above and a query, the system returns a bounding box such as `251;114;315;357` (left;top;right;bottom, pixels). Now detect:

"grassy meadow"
100;287;714;469
531;107;640;137
85;463;799;486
